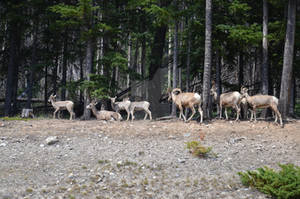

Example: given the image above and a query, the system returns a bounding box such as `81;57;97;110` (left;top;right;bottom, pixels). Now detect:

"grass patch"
0;116;33;121
98;160;109;164
186;141;213;158
26;188;33;193
238;164;300;199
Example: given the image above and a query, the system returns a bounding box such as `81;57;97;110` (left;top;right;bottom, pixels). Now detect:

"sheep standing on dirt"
87;100;122;121
240;87;283;127
48;94;75;120
110;97;131;121
129;101;152;121
210;85;243;121
168;88;203;123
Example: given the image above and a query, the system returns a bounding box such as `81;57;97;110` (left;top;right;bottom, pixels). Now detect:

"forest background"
0;0;299;120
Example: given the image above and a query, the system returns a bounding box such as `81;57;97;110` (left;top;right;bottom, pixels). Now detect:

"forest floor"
0;117;299;199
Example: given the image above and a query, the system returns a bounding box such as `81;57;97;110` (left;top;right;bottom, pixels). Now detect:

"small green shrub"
238;164;300;199
186;141;212;158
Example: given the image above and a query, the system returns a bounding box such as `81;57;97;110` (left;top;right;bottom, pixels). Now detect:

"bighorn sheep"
110;97;131;121
240;87;283;127
210;85;243;121
129;101;152;121
87;100;122;121
168;88;203;123
48;94;75;120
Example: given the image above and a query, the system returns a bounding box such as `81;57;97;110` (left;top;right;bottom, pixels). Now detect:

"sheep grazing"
48;94;75;120
129;101;152;121
210;85;243;121
240;87;283;127
87;100;122;121
110;97;131;121
168;88;203;123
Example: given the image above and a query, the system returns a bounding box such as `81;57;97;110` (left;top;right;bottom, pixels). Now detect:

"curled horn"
172;88;182;94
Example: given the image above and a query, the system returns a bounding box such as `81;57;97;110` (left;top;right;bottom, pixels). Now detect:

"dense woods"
0;0;299;119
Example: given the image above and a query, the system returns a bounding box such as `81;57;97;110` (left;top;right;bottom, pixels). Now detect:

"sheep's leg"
125;109;130;121
253;108;257;122
143;111;148;120
144;109;152;120
70;111;75;120
179;106;186;121
198;106;203;123
219;105;223;119
130;110;135;121
148;110;152;120
187;107;196;121
271;104;283;127
53;109;59;119
235;105;240;121
224;108;228;120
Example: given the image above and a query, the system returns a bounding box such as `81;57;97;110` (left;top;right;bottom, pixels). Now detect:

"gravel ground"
0;118;299;199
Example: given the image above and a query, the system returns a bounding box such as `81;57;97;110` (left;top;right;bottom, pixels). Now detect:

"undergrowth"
238;164;300;199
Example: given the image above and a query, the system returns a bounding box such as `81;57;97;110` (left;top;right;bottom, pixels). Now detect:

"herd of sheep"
47;86;283;127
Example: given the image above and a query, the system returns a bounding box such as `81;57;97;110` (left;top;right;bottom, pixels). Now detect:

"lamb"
87;100;122;121
129;101;152;121
210;85;243;121
48;94;75;120
240;87;283;127
168;88;203;123
110;97;131;121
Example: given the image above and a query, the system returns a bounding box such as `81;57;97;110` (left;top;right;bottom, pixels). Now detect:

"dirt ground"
0;118;299;199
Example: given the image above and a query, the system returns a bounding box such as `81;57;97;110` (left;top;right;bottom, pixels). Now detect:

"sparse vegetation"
185;141;213;158
238;164;300;199
26;188;33;193
98;160;109;164
1;116;33;121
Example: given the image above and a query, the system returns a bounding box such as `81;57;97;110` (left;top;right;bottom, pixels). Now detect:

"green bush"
185;141;212;158
238;164;300;199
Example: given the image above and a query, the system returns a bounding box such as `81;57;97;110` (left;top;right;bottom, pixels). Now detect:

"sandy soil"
0;118;299;199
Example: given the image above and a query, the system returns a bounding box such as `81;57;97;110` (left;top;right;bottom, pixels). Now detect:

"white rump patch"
194;93;201;100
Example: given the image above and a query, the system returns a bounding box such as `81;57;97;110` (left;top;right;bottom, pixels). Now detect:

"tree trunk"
262;0;269;95
238;51;244;89
148;21;168;118
126;34;132;89
202;0;212;119
26;17;39;109
61;31;68;101
168;29;172;89
5;21;21;116
279;0;296;119
82;38;93;120
215;50;221;114
289;75;295;116
186;29;191;92
171;21;178;117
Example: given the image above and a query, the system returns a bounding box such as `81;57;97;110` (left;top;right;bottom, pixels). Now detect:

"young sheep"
129;101;152;121
48;94;75;120
168;88;203;123
240;87;283;127
210;85;243;121
87;101;122;121
110;97;131;121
